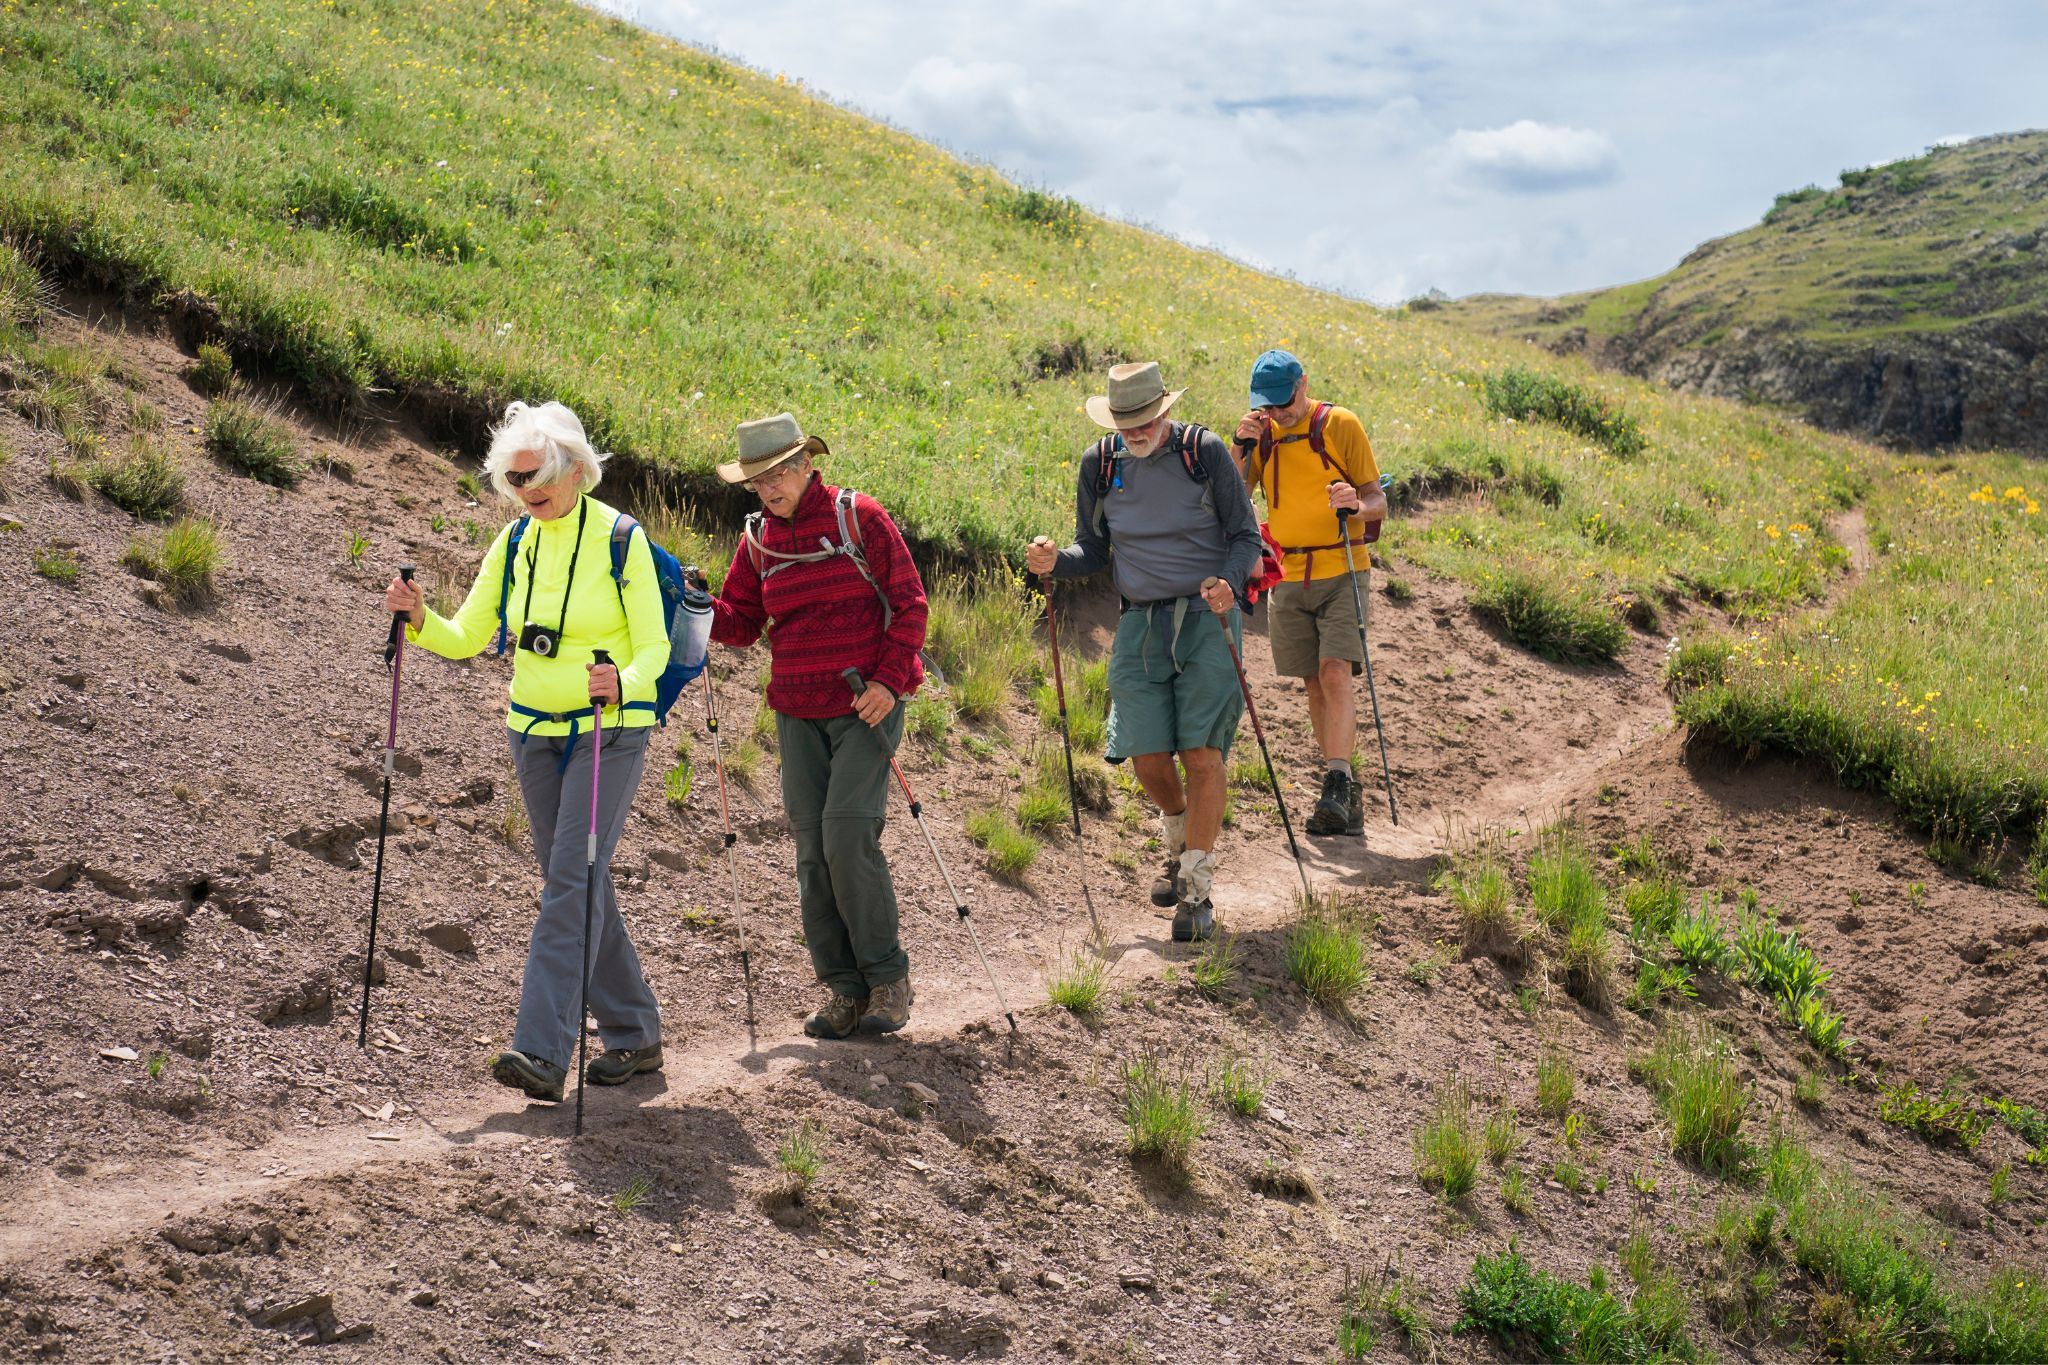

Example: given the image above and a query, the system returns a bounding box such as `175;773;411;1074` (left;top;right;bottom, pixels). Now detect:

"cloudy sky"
605;1;2046;304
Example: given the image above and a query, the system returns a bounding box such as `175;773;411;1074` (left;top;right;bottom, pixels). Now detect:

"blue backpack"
493;511;705;727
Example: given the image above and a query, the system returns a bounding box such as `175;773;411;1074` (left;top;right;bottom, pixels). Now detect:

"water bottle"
673;579;713;672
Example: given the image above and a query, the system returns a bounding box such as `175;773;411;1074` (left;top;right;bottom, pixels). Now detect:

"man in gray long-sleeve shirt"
1026;361;1262;943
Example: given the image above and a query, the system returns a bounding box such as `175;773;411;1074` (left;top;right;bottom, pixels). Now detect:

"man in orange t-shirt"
1234;349;1388;841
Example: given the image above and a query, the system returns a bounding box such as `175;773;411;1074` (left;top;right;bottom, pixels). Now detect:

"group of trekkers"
382;348;1387;1106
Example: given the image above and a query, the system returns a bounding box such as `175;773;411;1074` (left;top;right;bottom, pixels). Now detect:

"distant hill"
1439;132;2048;452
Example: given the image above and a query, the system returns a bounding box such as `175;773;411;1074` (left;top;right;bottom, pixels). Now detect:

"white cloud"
1446;120;1620;193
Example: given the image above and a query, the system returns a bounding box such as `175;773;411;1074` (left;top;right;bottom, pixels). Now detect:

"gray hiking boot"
1306;768;1353;837
1171;898;1215;943
860;977;915;1035
804;992;867;1040
585;1043;663;1086
1150;852;1184;908
489;1049;565;1103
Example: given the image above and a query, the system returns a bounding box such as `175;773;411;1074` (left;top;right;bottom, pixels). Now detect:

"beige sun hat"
1084;361;1186;431
715;411;829;484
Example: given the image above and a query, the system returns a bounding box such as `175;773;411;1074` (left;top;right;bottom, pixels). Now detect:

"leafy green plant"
345;529;370;567
1413;1077;1482;1201
1668;895;1733;972
1285;890;1372;1009
1877;1080;1988;1150
203;397;298;487
663;757;693;808
1454;1246;1695;1362
1119;1052;1205;1177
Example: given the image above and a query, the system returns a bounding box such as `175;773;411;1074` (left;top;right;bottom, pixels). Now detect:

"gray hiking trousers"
506;725;659;1070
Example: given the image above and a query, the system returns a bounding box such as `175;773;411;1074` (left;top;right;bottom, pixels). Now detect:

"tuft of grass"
1044;945;1108;1017
86;436;184;520
1530;825;1605;932
925;570;1038;725
776;1119;827;1181
455;470;484;503
1472;563;1631;664
905;692;953;750
1383;574;1415;603
1794;1070;1829;1109
496;790;528;848
1339;1266;1433;1362
186;342;235;396
1186;932;1238;999
1454;1245;1696;1362
1481;364;1648;457
1633;1024;1751;1178
1664;634;1735;691
121;518;221;608
1437;826;1522;959
1119;1052;1205;1177
724;737;764;787
203;397;298;487
1285;889;1373;1009
966;808;1038;882
611;1175;653;1213
1499;1164;1534;1215
31;543;80;582
1211;1056;1265;1117
1622;874;1686;939
1536;1044;1575;1118
1413;1078;1482;1201
1484;1104;1522;1164
1033;655;1110;752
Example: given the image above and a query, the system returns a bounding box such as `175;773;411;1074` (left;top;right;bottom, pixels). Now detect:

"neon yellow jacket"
407;494;669;736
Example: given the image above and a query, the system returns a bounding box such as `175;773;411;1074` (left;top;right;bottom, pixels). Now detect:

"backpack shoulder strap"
834;487;863;558
1177;422;1210;481
1307;402;1335;467
742;510;766;575
494;515;531;656
608;513;639;605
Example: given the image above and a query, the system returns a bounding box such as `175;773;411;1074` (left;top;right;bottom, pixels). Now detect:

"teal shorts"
1103;599;1244;763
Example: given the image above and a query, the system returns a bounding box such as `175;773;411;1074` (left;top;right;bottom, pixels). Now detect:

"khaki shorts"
1268;571;1369;679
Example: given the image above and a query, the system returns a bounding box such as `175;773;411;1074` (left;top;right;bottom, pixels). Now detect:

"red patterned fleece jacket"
710;474;928;718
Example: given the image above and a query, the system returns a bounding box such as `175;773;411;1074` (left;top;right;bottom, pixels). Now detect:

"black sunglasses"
504;465;543;489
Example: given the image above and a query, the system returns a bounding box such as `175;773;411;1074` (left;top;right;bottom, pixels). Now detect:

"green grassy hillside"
1447;132;2048;347
3;0;2043;854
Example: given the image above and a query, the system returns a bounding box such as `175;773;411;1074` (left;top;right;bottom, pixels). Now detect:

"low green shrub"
1480;364;1648;457
1472;566;1630;665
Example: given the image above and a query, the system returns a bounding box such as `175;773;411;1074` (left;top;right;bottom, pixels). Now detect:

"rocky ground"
0;301;2043;1362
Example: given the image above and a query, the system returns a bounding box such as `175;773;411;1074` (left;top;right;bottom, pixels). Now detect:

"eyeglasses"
744;463;807;493
504;464;544;489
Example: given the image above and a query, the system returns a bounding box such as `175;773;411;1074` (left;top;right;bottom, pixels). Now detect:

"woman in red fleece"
708;413;929;1039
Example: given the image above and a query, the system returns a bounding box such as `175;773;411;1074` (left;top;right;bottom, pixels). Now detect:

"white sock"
1162;810;1187;857
1178;848;1217;903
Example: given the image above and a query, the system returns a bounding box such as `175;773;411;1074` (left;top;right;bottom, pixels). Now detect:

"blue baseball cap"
1248;349;1304;408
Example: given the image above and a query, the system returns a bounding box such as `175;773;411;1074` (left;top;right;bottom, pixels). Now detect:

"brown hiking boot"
1150;852;1184;908
585;1043;663;1086
859;977;914;1035
489;1050;565;1103
804;991;867;1040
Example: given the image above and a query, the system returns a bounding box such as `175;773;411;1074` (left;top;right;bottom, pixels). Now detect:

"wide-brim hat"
1084;360;1186;431
716;411;829;484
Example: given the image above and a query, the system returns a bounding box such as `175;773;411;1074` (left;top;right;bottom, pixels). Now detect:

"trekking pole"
1199;581;1312;900
574;648;610;1138
358;565;414;1049
1336;483;1399;827
1040;575;1104;941
701;663;757;1024
842;668;1017;1033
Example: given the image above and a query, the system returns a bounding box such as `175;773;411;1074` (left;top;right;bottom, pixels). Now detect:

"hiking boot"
489;1049;565;1103
1346;773;1366;838
585;1043;663;1086
804;992;867;1040
1306;768;1353;837
1171;898;1215;943
859;977;915;1035
1150;852;1184;908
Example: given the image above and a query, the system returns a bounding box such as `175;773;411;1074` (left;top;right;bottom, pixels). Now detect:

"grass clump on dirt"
1631;1024;1751;1178
186;342;235;396
965;808;1038;882
203;397;298;487
1185;932;1238;999
1453;1244;1696;1362
924;571;1038;724
1033;654;1109;752
1481;364;1648;457
1471;564;1631;664
775;1120;827;1182
1044;945;1108;1018
1535;1043;1575;1118
31;543;80;583
1285;889;1373;1009
1211;1056;1265;1117
1438;825;1521;960
1118;1052;1204;1178
1413;1078;1483;1201
1338;1266;1433;1362
86;436;184;520
120;518;221;608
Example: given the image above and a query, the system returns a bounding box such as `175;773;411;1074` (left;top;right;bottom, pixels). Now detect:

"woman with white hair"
385;400;670;1105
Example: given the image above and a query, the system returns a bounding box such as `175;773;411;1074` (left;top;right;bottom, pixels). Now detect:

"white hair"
484;400;606;501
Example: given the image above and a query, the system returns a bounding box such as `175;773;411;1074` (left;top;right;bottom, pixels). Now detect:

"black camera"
517;621;562;657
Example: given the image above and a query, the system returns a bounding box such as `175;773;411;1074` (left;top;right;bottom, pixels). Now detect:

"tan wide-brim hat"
716;411;829;484
1084;360;1186;431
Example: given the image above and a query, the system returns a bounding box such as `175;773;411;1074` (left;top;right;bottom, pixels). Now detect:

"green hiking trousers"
777;704;909;997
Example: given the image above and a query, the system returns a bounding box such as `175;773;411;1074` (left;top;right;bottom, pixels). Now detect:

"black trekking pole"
574;648;610;1138
1040;576;1104;941
1336;495;1399;827
701;664;758;1025
842;668;1017;1033
358;565;414;1049
1200;581;1312;900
